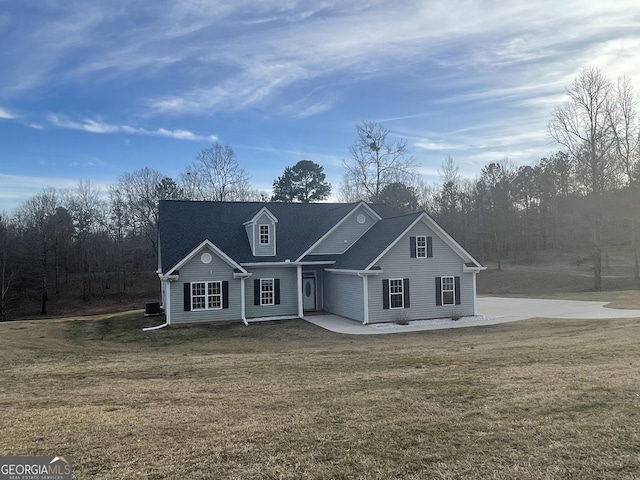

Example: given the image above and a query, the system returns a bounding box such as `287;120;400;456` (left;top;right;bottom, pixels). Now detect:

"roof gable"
331;212;422;271
243;206;278;225
331;211;482;271
296;201;381;259
166;239;247;276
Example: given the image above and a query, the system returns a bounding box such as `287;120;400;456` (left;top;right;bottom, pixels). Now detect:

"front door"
303;277;316;311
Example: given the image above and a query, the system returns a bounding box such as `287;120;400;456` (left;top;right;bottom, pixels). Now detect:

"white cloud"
0;107;16;119
4;0;640;123
0;174;88;213
48;114;217;142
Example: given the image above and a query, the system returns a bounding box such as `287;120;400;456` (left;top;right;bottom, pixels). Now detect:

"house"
153;200;484;328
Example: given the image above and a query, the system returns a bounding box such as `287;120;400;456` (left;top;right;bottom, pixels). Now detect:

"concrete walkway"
302;297;640;335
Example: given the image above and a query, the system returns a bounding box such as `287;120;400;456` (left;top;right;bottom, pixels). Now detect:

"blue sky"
2;0;640;212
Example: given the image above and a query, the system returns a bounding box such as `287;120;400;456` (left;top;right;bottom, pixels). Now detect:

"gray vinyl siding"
309;206;377;255
170;247;242;324
252;212;276;256
366;222;474;323
323;271;364;321
245;265;298;318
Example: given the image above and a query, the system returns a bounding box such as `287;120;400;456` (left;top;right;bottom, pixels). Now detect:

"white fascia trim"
463;264;487;273
167;239;248;276
325;268;383;275
298;261;336;265
234;272;253;279
158;273;179;281
294;201;382;262
241;261;301;267
243;206;279;225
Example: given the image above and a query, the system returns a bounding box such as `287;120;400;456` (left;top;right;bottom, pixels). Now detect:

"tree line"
1;66;638;320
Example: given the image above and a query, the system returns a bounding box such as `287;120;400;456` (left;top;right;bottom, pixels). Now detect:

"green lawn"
1;310;639;479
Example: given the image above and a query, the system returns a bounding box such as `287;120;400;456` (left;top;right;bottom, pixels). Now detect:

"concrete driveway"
303;297;640;335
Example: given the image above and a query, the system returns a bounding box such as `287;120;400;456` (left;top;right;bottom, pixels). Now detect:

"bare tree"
14;188;59;314
611;76;640;186
340;121;418;202
548;67;621;290
113;168;167;252
182;143;251;201
65;180;107;300
610;76;640;283
0;214;14;321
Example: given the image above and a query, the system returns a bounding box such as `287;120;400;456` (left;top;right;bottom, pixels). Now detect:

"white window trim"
416;236;427;258
259;224;270;245
192;281;223;311
260;278;275;306
441;276;455;306
389;278;404;309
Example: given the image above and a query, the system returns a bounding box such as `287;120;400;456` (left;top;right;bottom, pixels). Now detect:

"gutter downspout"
233;272;252;326
143;277;171;331
241;276;248;326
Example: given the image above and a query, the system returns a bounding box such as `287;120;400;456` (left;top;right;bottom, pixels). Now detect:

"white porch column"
472;272;478;316
164;279;171;325
297;265;304;318
362;274;369;325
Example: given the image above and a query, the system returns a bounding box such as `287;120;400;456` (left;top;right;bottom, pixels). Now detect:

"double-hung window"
416;236;427;258
383;278;410;310
259;225;270;244
192;281;222;311
389;278;404;309
260;278;274;305
441;276;455;305
410;236;432;258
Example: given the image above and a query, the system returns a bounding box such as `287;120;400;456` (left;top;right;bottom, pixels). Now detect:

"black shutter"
382;279;389;309
435;277;442;306
274;279;281;305
403;278;410;308
254;279;260;305
409;236;416;258
427;237;433;258
184;283;191;311
455;276;461;305
222;281;229;309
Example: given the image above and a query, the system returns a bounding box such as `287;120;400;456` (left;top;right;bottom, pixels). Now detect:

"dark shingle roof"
159;201;394;273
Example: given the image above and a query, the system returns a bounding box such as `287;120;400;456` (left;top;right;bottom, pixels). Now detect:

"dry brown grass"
1;310;640;479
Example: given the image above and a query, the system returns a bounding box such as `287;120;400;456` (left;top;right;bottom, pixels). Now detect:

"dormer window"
259;224;270;244
243;207;277;256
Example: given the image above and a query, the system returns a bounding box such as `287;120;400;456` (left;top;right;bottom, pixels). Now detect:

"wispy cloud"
4;0;640;122
0;107;16;119
0;173;100;213
48;115;217;142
